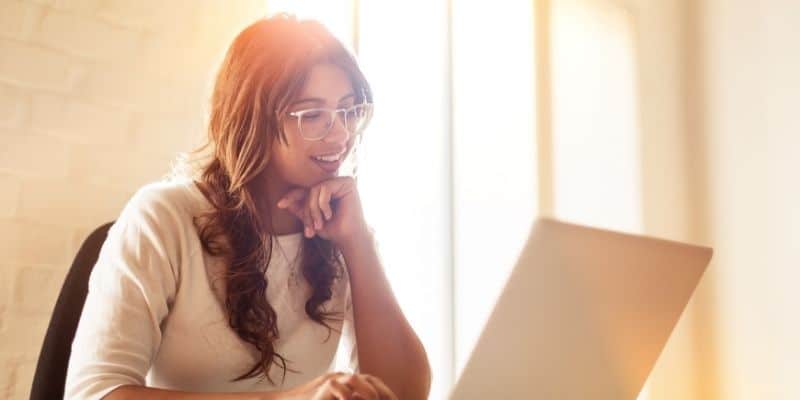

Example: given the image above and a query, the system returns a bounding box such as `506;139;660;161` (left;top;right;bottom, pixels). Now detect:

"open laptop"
449;218;712;399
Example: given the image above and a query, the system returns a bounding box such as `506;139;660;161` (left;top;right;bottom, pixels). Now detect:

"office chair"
30;221;114;400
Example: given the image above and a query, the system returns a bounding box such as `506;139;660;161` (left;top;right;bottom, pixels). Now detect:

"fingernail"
305;226;312;238
277;199;286;208
315;220;322;230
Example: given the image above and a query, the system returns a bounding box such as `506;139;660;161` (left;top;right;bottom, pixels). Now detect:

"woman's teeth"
313;154;340;162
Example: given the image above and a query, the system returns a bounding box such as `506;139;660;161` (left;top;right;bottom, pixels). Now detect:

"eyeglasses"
286;102;374;141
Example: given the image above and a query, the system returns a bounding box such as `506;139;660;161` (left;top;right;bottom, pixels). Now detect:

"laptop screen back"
450;218;712;399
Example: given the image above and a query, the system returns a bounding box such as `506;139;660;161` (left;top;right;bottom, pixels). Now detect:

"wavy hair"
171;14;372;384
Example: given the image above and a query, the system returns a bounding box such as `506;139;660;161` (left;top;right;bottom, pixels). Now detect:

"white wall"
0;1;265;398
648;1;800;399
700;0;799;398
764;2;800;394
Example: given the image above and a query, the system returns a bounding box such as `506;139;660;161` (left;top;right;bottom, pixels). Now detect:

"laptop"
449;217;712;399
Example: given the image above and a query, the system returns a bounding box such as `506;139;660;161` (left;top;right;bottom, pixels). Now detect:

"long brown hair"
173;14;372;384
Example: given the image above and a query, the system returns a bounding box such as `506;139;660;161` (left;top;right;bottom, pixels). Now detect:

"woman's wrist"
338;226;375;259
257;389;299;400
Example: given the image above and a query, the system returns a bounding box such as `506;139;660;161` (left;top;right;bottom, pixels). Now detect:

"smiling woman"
64;14;430;400
269;64;372;186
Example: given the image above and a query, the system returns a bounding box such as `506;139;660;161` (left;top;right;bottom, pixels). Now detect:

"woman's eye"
304;112;323;120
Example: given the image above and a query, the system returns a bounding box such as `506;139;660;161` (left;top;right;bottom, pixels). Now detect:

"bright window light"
266;0;355;47
552;0;646;398
264;2;644;398
552;0;643;235
450;0;538;377
357;2;452;398
266;2;453;399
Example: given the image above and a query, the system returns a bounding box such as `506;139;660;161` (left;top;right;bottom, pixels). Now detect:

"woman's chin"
296;173;335;188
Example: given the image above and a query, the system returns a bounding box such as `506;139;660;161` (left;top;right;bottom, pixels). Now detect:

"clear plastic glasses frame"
287;102;374;141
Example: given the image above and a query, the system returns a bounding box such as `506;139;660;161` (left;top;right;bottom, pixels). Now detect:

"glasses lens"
296;104;373;140
345;104;372;134
299;110;334;140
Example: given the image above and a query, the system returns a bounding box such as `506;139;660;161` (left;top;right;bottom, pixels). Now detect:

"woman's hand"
281;372;398;400
276;176;369;248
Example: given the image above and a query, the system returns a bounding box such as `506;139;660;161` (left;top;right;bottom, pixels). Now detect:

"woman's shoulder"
113;177;210;241
126;177;208;218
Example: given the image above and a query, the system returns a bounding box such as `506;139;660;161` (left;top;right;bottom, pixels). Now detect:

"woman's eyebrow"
292;93;356;106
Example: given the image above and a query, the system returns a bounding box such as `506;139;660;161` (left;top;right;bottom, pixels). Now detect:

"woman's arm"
104;371;398;400
104;385;273;400
277;177;432;399
340;232;433;400
65;185;182;398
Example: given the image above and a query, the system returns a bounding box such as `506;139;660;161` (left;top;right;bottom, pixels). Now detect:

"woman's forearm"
340;232;433;400
103;385;281;400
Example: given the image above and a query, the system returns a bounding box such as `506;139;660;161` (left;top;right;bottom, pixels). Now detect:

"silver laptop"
449;218;712;399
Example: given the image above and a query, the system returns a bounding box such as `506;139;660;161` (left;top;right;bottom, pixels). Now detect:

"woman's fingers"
327;379;353;400
319;184;333;221
307;185;325;232
337;374;379;400
309;372;394;400
303;206;315;238
277;188;317;237
277;188;306;209
281;200;305;220
362;375;398;400
277;189;306;219
276;179;355;238
325;176;356;201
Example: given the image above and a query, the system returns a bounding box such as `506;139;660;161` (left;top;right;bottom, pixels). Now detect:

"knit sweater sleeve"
65;183;183;400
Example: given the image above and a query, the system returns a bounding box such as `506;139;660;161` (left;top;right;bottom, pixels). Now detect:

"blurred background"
0;0;797;399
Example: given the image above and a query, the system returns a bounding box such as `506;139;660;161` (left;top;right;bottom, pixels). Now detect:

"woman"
65;14;431;400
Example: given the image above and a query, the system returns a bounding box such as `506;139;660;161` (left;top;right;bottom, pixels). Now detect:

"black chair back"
30;222;114;400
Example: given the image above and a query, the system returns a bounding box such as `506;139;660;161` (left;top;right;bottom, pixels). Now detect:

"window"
265;1;644;397
551;0;643;235
267;2;453;398
450;0;538;376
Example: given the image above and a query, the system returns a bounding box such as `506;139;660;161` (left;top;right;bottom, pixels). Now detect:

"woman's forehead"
295;63;354;102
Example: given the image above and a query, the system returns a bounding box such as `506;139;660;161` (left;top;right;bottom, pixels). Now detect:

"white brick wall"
37;9;145;60
0;0;266;397
0;84;29;130
0;39;87;92
0;1;44;40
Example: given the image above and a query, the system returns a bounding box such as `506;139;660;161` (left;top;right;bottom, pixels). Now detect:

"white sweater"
65;178;358;399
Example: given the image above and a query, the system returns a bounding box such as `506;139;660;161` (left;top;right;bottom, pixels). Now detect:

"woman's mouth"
311;153;343;173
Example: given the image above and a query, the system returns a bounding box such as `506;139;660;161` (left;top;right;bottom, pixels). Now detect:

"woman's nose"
324;114;350;143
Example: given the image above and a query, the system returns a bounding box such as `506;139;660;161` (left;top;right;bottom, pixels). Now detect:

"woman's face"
269;63;359;189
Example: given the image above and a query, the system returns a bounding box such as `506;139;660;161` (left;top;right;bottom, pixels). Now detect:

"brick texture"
0;1;45;40
0;39;86;92
0;84;29;129
0;1;266;397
